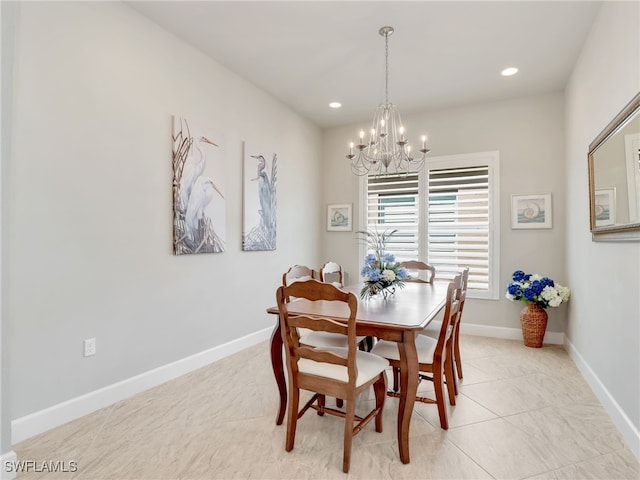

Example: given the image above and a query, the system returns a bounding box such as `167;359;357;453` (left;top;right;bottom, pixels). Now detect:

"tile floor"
13;335;640;479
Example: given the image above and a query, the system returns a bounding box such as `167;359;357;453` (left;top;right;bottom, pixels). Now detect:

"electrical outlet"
84;338;96;357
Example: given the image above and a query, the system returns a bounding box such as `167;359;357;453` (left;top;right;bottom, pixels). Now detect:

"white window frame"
359;151;500;300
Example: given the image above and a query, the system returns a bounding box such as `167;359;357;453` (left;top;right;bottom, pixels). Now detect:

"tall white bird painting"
172;117;226;255
243;145;277;251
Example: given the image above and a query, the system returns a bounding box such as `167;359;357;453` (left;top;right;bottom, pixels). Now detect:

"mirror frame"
588;92;640;241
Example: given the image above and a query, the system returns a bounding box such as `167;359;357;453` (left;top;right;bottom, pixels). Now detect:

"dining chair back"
282;265;317;302
450;267;469;393
370;273;463;430
400;260;436;284
276;279;388;473
422;266;469;398
319;261;343;287
283;264;361;349
283;264;316;284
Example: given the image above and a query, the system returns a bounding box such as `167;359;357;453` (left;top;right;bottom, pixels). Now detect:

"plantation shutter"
365;174;419;263
363;152;499;298
426;165;490;291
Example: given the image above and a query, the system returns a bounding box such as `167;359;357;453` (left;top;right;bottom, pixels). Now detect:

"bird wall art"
243;144;277;251
172;116;226;255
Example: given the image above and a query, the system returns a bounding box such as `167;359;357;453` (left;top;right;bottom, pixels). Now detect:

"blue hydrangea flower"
396;267;409;280
381;253;396;264
512;270;527;281
540;277;554;288
529;280;544;295
523;286;537;301
364;253;377;266
507;283;522;297
369;270;382;281
360;264;382;281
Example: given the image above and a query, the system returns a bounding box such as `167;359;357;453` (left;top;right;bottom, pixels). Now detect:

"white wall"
565;1;640;455
9;2;322;419
322;93;568;333
1;0;17;466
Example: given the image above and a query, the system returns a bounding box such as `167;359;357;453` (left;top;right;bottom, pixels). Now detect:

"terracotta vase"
519;303;548;348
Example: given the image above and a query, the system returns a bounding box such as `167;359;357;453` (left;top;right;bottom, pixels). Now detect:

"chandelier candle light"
347;26;430;176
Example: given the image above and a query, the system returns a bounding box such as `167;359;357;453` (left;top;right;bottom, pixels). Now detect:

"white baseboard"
566;339;640;462
441;321;565;344
11;327;273;445
1;450;17;480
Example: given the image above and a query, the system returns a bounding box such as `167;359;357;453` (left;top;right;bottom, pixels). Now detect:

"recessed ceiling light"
329;102;342;109
501;67;519;77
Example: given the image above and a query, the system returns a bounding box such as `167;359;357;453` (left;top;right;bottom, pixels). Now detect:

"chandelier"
347;26;429;176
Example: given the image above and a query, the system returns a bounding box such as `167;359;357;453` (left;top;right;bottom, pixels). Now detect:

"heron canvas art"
242;144;277;251
172;117;226;254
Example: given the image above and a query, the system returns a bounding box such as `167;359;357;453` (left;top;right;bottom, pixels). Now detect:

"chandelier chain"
384;30;389;105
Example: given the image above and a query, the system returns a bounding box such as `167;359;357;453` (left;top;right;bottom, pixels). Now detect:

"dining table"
266;280;449;464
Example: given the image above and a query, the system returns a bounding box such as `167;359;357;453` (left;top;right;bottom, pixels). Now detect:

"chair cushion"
298;347;389;387
299;331;366;348
370;334;437;364
290;275;312;283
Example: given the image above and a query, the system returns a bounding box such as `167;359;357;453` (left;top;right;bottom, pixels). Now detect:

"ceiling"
126;1;602;129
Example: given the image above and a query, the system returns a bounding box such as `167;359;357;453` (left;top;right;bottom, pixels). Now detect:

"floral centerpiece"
358;229;409;300
506;270;570;348
505;270;570;308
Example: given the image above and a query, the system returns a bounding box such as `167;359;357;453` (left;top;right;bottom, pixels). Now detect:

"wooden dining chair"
370;274;463;430
423;267;469;395
283;264;365;351
400;260;436;284
276;279;388;473
282;265;317;301
319;261;343;287
448;267;468;394
319;261;362;351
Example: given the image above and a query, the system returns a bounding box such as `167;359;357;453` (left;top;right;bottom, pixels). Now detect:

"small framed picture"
511;193;552;229
594;187;616;227
327;204;352;232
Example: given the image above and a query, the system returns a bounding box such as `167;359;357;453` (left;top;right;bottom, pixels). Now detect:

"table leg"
397;331;419;464
269;319;287;425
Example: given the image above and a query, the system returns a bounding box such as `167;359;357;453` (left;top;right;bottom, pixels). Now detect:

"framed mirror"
588;92;640;241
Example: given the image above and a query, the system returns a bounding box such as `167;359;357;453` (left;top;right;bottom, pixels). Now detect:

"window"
361;151;500;299
366;173;420;259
